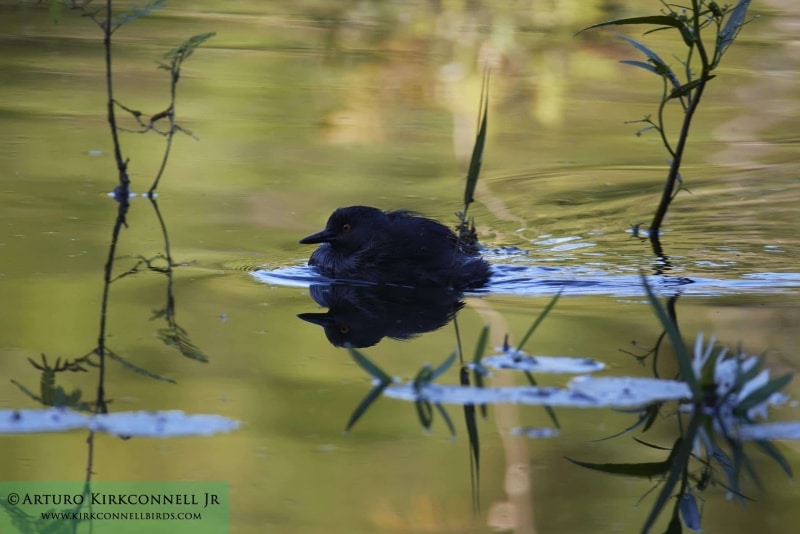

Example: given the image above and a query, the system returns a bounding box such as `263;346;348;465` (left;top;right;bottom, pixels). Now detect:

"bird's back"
362;212;490;289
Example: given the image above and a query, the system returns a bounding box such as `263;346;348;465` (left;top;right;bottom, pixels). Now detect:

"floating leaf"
510;427;559;439
740;421;800;441
484;352;604;374
89;410;239;437
384;376;691;408
0;409;239;437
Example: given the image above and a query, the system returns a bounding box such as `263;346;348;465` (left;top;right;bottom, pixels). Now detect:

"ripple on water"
252;263;800;298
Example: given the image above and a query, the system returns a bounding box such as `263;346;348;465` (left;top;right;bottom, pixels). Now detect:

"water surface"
1;1;799;533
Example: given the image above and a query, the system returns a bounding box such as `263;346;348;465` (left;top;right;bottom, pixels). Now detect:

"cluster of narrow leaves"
565;274;794;534
344;290;566;436
345;346;460;437
11;354;96;412
579;0;754;246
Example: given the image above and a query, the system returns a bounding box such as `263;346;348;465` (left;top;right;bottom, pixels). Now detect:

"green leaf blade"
345;382;390;434
347;346;392;383
640;275;698;395
463;73;489;208
516;290;562;352
735;372;793;415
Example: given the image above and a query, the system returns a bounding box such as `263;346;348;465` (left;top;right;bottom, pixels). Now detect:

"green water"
1;1;799;533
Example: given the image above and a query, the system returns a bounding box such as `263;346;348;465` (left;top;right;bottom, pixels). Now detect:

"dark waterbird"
299;206;491;290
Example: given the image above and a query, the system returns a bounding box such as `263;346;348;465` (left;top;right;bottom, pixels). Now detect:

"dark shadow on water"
298;283;465;348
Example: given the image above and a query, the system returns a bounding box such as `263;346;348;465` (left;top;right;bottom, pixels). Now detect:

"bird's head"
299;206;387;252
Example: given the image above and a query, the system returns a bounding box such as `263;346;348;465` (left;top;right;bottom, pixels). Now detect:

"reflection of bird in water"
299;206;491;290
298;284;465;348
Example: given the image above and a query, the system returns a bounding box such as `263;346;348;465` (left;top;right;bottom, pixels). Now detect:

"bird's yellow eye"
342;223;352;233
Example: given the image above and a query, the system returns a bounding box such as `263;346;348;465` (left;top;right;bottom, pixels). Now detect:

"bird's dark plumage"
299;206;491;290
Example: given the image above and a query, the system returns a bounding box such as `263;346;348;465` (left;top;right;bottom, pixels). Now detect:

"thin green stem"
650;1;715;249
97;0;132;414
656;77;676;158
649;76;708;246
690;0;711;68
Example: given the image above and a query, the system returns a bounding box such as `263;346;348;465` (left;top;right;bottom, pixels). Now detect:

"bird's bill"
297;312;335;327
299;229;336;244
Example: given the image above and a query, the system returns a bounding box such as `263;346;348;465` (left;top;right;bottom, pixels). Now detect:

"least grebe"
299;206;491;290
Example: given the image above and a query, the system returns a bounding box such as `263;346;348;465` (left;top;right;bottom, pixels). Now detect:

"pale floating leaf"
0;408;88;434
568;375;691;405
384;376;691;408
89;410;239;437
509;426;560;439
483;350;604;374
740;421;800;441
0;409;239;437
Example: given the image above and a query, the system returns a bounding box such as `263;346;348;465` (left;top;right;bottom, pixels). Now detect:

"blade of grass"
735;372;793;415
460;366;481;507
435;403;456;438
516;290;562;352
431;350;458;381
344;381;390;434
347;345;392;383
463;70;489;209
523;371;560;428
640;274;698;395
753;439;793;480
642;410;702;533
416;399;434;430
